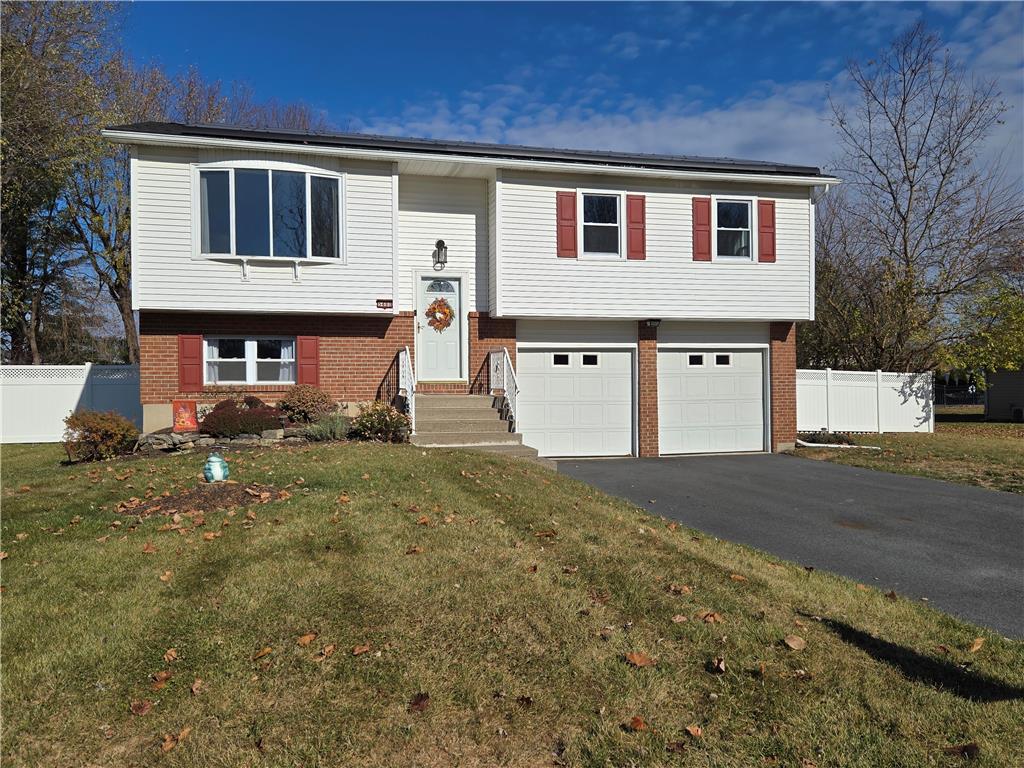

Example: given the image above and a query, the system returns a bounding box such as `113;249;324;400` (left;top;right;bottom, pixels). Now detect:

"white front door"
658;349;766;454
416;276;462;381
516;348;634;457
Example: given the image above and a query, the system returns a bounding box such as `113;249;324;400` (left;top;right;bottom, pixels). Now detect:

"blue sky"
122;2;1023;173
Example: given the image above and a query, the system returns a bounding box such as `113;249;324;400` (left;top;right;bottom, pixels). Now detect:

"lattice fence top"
0;366;87;382
90;366;140;381
796;370;827;382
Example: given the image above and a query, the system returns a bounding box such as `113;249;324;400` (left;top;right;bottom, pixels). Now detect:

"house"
985;370;1024;421
102;122;838;458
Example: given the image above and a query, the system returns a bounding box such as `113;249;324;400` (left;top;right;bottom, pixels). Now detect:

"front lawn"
795;421;1024;494
2;442;1022;766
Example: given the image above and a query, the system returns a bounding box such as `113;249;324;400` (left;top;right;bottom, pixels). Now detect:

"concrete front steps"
410;394;553;468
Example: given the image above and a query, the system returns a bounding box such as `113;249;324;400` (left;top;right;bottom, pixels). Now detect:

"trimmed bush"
242;395;267;410
278;384;334;424
304;411;351;442
63;410;139;462
350;401;409;443
200;398;284;438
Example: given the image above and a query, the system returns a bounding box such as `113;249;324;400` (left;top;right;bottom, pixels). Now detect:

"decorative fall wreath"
425;297;454;333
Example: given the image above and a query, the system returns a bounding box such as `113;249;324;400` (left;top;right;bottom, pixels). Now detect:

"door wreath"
425;297;454;332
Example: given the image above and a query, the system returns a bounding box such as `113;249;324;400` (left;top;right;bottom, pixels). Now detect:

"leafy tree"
800;23;1024;372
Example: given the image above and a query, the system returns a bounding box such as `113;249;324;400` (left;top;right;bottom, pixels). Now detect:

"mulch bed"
117;482;289;518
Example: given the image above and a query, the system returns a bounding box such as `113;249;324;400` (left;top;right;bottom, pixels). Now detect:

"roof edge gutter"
101;130;841;187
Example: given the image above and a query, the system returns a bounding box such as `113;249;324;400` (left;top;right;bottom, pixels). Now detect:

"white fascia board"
102;130;841;188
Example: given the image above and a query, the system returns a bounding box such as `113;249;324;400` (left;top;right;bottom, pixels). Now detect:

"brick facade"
637;322;659;457
769;321;797;452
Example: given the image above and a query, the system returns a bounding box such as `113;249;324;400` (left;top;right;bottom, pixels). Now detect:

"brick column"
637;321;659;457
769;321;797;452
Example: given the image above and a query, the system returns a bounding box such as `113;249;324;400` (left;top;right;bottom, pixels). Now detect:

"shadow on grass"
817;617;1024;703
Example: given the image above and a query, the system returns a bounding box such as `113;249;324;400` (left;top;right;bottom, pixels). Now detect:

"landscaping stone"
261;428;285;440
196;437;216;447
283;427;306;438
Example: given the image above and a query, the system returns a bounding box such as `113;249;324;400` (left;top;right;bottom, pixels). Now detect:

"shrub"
350;401;409;443
242;395;267;410
200;398;284;438
278;384;334;424
63;410;139;462
304;411;351;442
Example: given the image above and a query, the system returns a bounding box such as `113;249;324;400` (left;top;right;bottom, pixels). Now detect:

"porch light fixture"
644;319;662;328
432;239;448;270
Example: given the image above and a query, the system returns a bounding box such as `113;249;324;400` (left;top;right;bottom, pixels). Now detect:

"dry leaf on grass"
562;565;579;574
296;632;318;647
190;678;203;695
685;724;703;738
784;635;807;651
625;651;657;668
129;699;152;716
729;574;747;582
533;529;557;538
416;515;430;526
707;657;727;674
352;643;371;656
625;716;647;732
313;644;336;662
141;542;157;554
941;742;980;759
968;637;985;653
701;611;724;624
160;726;192;753
885;590;898;601
666;583;692;595
671;614;688;623
405;545;423;555
163;648;178;663
408;692;430;712
151;670;173;690
202;532;221;541
252;646;273;661
159;570;173;583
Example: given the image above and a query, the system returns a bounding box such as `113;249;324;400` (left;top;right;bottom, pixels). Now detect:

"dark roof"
105;121;826;177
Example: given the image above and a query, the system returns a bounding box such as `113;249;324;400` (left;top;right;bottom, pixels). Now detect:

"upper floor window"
581;193;620;256
198;167;342;260
714;199;753;260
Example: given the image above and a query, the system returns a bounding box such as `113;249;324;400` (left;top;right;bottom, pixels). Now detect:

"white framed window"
714;353;732;367
196;163;345;262
204;337;296;385
712;197;756;261
579;192;623;258
552;353;570;367
687;353;705;367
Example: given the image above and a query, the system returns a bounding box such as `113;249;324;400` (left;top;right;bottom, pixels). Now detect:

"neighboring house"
102;122;838;458
985;370;1024;421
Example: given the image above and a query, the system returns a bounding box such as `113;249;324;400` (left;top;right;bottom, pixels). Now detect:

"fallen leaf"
626;715;647;732
15;533;28;542
163;648;178;663
159;570;173;583
151;670;173;690
707;657;727;674
968;637;985;653
408;692;430;713
533;529;557;538
701;611;724;624
96;535;110;543
141;542;157;554
784;635;807;651
316;643;337;660
0;552;7;561
671;614;688;623
352;643;371;656
202;532;221;541
190;678;203;695
252;646;273;661
856;583;869;591
416;514;430;526
729;574;747;582
516;695;533;707
297;632;318;647
685;724;703;738
934;644;952;655
885;590;898;601
941;742;980;759
625;651;657;668
666;741;686;753
667;583;692;595
405;545;423;555
666;522;678;531
129;699;152;716
526;563;538;573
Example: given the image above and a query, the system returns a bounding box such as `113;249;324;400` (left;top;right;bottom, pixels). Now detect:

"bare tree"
801;23;1024;371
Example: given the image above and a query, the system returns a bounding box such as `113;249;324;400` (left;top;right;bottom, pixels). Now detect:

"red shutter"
556;191;577;258
296;336;320;386
692;197;712;261
757;199;776;263
178;335;203;392
626;194;646;260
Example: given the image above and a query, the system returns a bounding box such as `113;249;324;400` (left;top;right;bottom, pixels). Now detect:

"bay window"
198;166;342;260
204;337;295;385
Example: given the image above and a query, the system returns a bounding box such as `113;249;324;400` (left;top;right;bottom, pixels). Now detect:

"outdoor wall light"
432;239;448;270
644;318;662;328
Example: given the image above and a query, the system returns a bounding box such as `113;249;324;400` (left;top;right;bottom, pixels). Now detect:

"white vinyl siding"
398;175;488;312
498;171;813;320
131;146;394;314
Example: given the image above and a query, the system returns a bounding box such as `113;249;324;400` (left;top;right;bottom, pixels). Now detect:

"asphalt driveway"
558;454;1024;638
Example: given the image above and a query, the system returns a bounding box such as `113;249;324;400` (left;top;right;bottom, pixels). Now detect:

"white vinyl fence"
0;364;142;444
797;369;934;434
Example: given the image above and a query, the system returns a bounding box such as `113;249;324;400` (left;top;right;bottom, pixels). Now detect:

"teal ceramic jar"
203;452;229;483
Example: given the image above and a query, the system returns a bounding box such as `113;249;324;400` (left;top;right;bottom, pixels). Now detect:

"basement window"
205;337;295;385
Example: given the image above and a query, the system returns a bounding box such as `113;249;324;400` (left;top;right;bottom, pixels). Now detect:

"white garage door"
516;349;633;457
658;349;765;454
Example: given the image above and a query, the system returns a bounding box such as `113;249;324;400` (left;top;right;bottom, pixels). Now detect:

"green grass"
795;421;1024;494
2;442;1023;767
